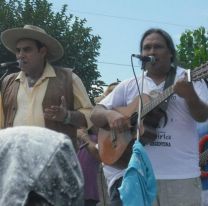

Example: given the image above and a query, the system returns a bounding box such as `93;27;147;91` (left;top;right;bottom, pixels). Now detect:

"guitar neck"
141;85;174;118
141;62;208;118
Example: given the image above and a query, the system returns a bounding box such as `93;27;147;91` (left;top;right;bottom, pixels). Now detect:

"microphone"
132;54;155;64
0;61;19;68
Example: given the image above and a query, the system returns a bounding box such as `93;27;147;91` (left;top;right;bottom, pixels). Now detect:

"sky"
49;0;208;85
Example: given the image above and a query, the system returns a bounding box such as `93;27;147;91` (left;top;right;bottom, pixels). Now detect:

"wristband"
63;111;71;125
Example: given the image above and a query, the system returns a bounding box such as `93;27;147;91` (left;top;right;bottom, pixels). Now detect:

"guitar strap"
204;79;208;88
159;66;176;125
164;66;177;89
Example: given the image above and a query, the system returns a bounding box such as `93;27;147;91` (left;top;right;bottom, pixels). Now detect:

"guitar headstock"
191;62;208;81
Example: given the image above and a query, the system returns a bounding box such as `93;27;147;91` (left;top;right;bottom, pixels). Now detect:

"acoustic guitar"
98;63;208;169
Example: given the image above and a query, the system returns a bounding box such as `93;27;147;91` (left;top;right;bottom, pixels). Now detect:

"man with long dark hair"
91;28;208;206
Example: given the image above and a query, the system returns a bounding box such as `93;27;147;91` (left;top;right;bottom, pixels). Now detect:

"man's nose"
149;47;156;54
17;50;25;59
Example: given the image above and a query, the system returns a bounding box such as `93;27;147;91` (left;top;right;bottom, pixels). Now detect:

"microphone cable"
130;55;144;115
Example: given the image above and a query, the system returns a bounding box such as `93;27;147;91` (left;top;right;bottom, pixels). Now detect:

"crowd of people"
0;24;208;206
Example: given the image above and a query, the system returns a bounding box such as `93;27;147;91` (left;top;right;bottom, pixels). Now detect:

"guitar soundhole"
131;112;138;126
141;107;165;145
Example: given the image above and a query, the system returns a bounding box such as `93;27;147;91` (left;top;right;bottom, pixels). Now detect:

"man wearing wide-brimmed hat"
0;25;93;150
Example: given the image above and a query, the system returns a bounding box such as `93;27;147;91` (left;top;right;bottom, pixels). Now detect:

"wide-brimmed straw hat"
1;25;64;62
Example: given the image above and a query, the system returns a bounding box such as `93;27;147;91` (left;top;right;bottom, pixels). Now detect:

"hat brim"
1;27;64;62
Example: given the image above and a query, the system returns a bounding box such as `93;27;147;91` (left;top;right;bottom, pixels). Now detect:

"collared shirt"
0;62;93;128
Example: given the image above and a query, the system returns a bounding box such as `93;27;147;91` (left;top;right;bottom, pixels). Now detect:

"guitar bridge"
111;129;117;148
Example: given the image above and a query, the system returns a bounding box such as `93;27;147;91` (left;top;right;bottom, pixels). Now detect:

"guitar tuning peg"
187;69;191;82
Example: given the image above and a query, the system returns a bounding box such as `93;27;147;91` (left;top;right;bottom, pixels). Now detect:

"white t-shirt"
100;67;208;191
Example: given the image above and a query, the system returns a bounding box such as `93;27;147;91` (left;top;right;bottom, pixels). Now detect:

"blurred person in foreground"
90;28;208;206
0;25;92;150
0;126;84;206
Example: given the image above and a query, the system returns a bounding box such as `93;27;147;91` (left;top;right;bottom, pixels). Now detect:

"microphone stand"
136;61;146;142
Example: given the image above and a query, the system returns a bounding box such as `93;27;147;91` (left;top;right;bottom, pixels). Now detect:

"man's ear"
40;46;48;58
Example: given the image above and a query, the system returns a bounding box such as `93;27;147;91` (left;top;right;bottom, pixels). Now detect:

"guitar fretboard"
141;62;208;118
141;85;174;118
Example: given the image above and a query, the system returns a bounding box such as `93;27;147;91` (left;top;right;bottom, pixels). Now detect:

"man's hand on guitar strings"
106;110;131;133
174;75;195;100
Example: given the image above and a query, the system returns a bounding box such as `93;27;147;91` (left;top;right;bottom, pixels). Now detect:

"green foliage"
176;27;208;69
0;0;105;102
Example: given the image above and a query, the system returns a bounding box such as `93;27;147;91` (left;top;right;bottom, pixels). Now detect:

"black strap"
159;66;176;111
204;79;208;88
164;66;176;89
157;66;176;127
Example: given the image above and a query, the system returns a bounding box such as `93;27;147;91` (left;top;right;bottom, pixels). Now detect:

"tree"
176;27;208;69
0;0;105;102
